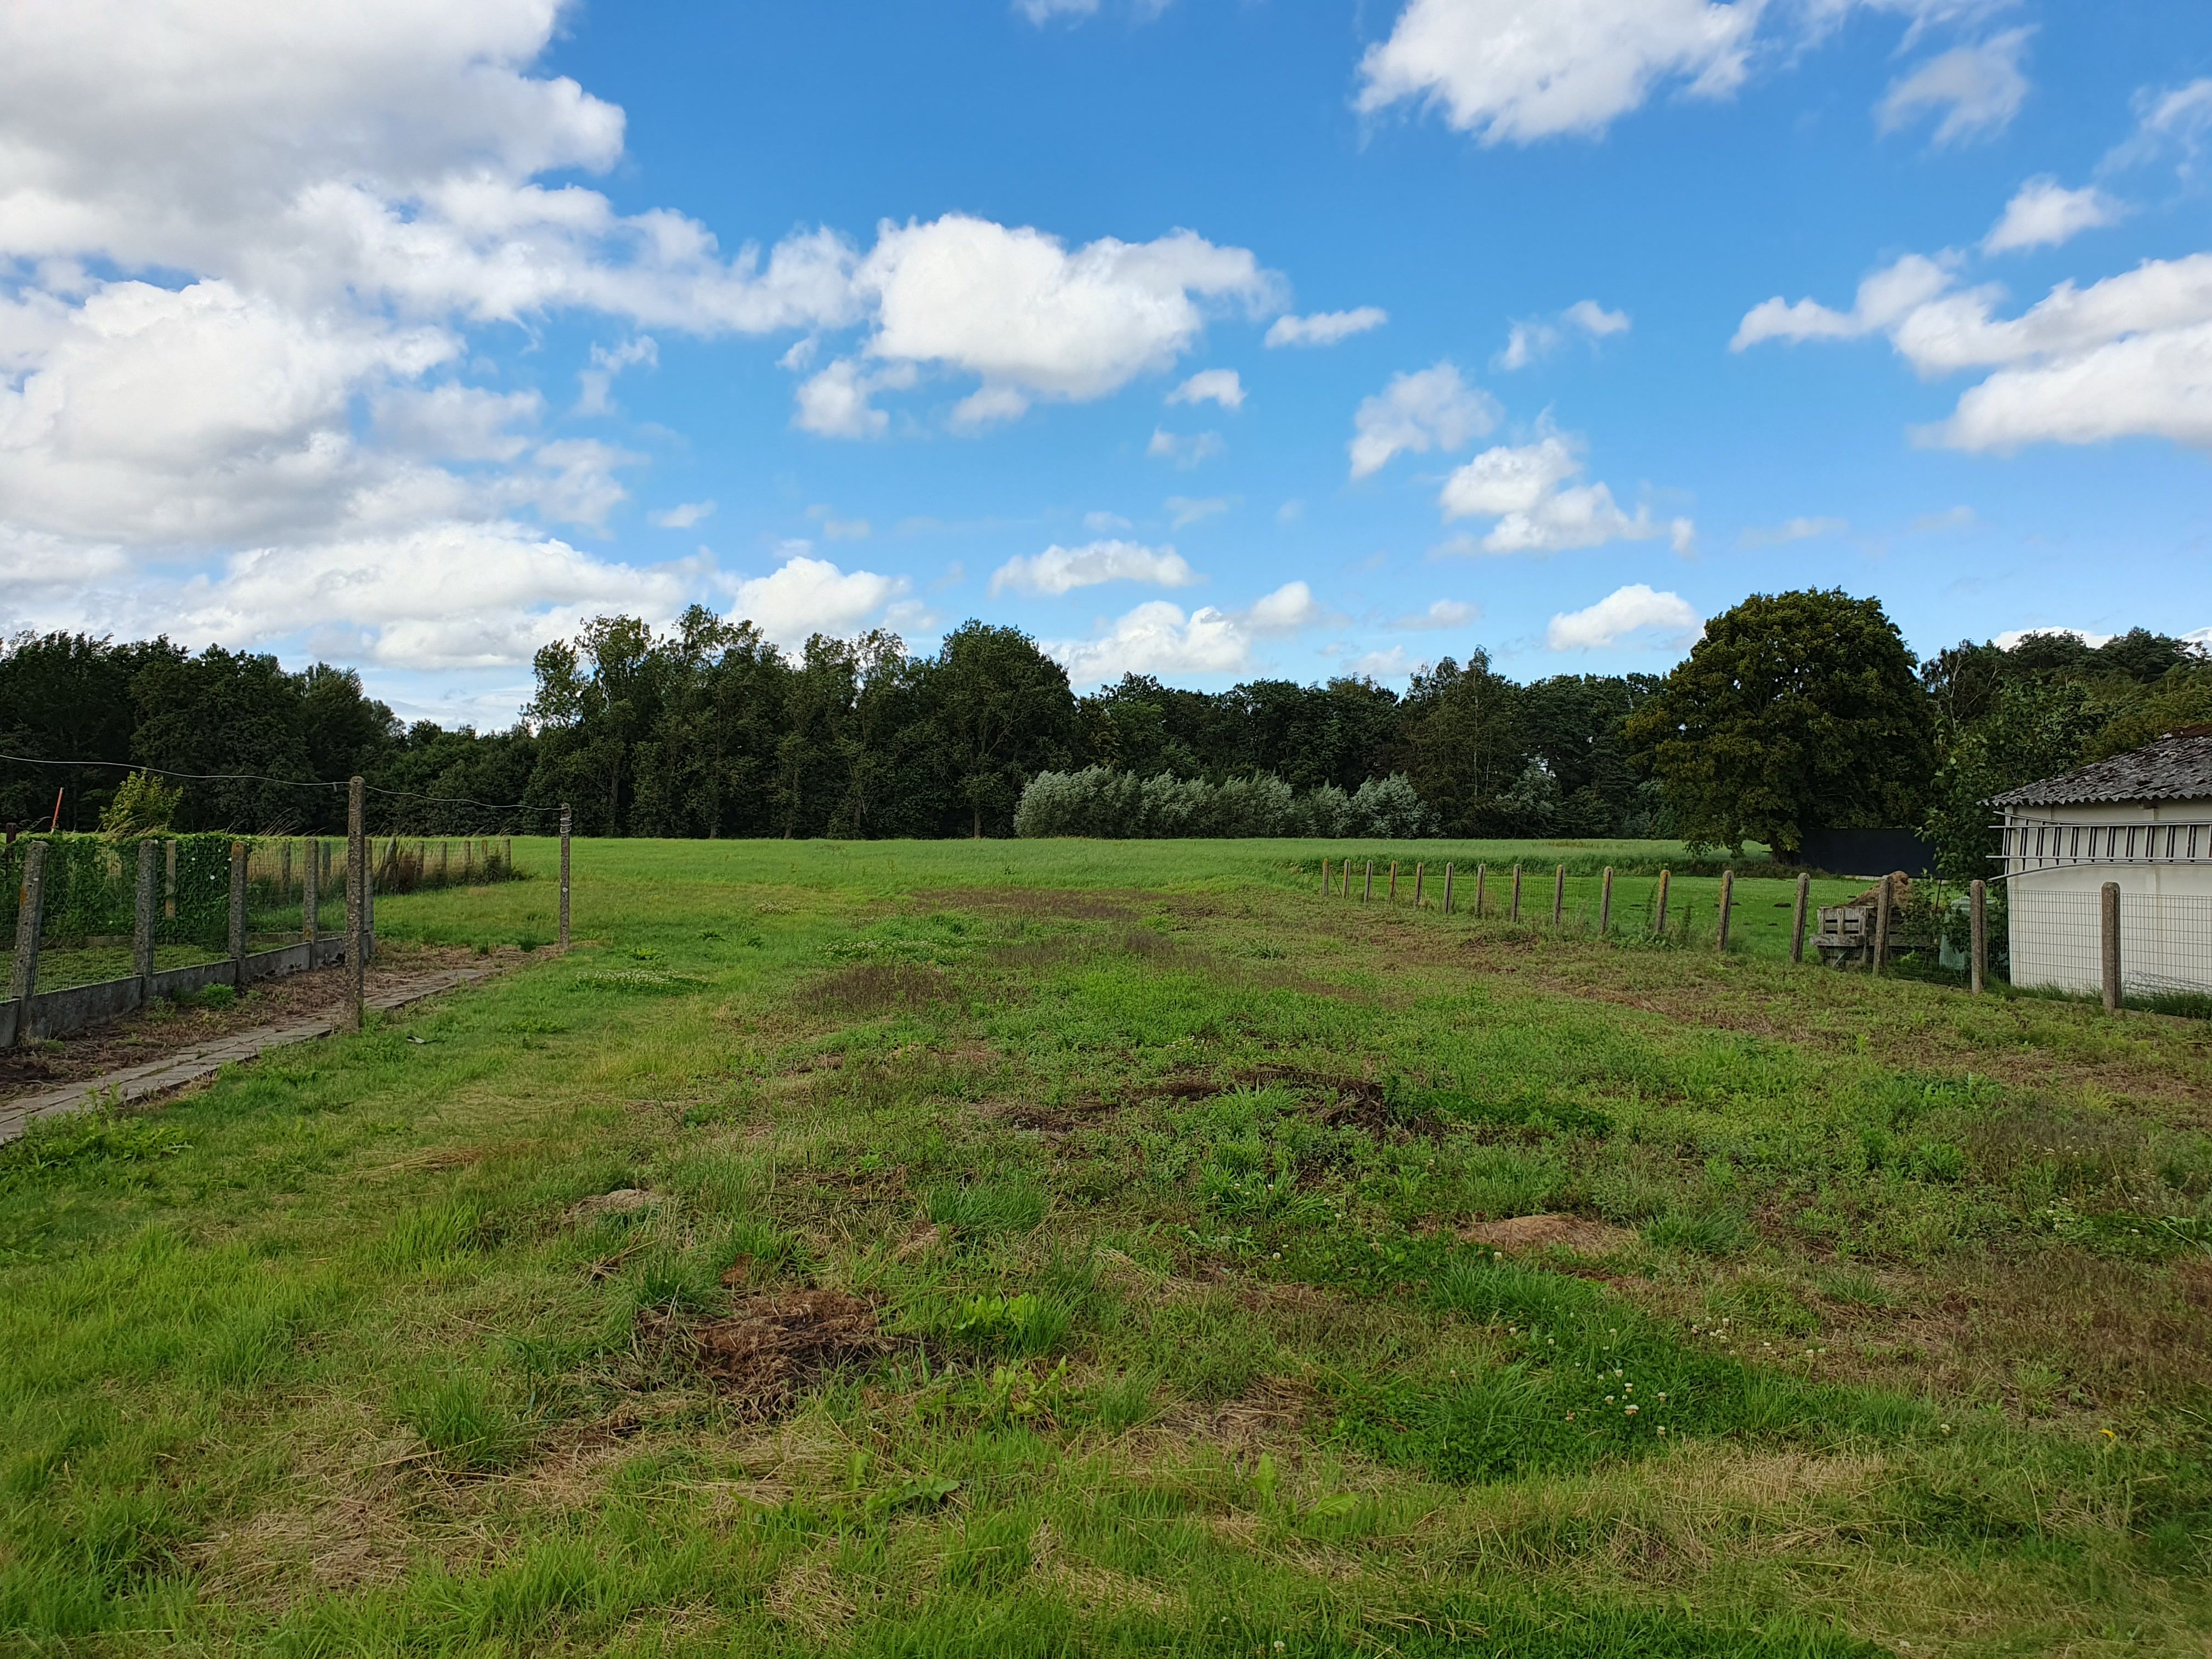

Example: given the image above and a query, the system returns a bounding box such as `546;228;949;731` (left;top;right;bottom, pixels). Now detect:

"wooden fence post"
229;840;248;984
135;838;157;998
1599;866;1613;936
1389;861;1399;902
1653;868;1671;936
1552;864;1565;926
10;840;47;1045
559;807;573;947
1872;873;1892;975
1363;860;1373;902
1790;872;1809;964
1969;878;1987;994
1442;862;1455;915
1717;868;1735;952
1508;864;1522;923
1414;862;1425;909
1474;863;1487;918
345;777;365;1032
2101;881;2121;1014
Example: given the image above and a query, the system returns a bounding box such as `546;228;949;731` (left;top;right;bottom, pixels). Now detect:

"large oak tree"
1623;589;1934;855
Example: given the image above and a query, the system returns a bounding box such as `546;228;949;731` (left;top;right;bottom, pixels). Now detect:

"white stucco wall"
2004;799;2212;996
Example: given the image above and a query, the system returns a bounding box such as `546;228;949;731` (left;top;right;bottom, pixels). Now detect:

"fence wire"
7;833;523;997
2005;885;2212;998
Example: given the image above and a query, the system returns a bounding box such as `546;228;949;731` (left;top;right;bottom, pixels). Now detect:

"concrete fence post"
229;841;247;983
1872;873;1893;975
1442;862;1454;915
1717;868;1735;952
1510;864;1523;924
559;808;573;947
2101;881;2121;1014
134;838;157;998
1790;872;1810;964
345;777;365;1032
10;840;48;1043
303;840;320;947
1600;866;1613;936
1553;864;1565;927
1969;878;1987;995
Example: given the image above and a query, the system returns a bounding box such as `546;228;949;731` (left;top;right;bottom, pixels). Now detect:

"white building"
1991;732;2212;997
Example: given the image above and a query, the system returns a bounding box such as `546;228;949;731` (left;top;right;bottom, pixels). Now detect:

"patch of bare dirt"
566;1187;659;1224
809;963;963;1017
689;1290;890;1416
0;942;526;1102
1463;1213;1637;1255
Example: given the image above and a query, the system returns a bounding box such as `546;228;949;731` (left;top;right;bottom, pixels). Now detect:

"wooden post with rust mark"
10;839;48;1044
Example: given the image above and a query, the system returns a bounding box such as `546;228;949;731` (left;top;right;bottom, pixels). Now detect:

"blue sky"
4;1;2210;727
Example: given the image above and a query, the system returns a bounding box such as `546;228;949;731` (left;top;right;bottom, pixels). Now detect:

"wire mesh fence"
6;833;524;997
2006;884;2212;1000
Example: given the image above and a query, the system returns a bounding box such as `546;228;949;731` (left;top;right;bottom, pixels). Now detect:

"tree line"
3;590;2204;867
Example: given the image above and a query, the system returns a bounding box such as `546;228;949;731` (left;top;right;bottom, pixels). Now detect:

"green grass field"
4;837;2208;1657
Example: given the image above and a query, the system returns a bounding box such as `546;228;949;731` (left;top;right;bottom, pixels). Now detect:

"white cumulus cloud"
1734;249;2212;452
989;539;1198;596
1877;28;2032;146
649;501;715;529
1496;298;1631;369
848;215;1279;428
1043;580;1321;685
1545;584;1702;651
1356;0;1762;144
1265;307;1388;347
726;551;912;650
1437;432;1692;554
1348;362;1499;479
1390;598;1480;630
1983;177;2121;255
1166;368;1245;409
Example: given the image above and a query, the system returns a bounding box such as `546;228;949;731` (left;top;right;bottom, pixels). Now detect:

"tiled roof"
1989;732;2212;808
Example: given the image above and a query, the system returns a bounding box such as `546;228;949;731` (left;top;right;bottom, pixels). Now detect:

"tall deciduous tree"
926;622;1075;838
1623;589;1934;855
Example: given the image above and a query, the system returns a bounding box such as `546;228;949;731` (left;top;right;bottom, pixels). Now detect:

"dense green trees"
1624;590;1936;856
6;596;2201;848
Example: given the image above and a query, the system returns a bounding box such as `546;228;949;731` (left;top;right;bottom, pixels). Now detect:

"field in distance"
3;837;2207;1657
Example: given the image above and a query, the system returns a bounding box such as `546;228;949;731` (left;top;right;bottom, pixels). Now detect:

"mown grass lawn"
3;837;2208;1657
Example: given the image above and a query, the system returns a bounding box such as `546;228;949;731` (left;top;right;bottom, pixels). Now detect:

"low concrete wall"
2;935;354;1046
